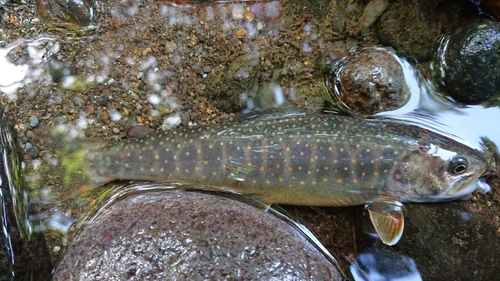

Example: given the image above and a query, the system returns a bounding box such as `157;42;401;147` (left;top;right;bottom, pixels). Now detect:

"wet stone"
374;0;463;61
28;145;39;158
164;41;177;53
99;96;109;106
125;125;154;139
203;65;212;73
34;0;99;33
191;62;204;76
161;115;182;131
53;191;341;280
71;96;83;106
29;116;38;128
328;47;408;116
440;19;500;104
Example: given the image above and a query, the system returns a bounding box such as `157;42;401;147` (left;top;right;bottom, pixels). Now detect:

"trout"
40;113;489;245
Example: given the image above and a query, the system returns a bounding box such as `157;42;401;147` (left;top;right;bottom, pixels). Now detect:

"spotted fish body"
72;113;487;207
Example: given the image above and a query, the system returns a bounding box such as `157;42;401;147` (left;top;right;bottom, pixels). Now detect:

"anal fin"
366;201;404;246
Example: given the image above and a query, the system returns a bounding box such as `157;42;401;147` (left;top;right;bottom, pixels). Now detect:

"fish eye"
449;155;469;175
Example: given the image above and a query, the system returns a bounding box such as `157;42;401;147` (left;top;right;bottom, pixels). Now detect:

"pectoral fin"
366;201;404;246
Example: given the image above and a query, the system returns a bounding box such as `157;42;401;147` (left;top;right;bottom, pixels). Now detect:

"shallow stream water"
0;0;499;280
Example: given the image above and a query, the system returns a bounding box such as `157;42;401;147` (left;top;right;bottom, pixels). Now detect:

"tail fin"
26;125;112;202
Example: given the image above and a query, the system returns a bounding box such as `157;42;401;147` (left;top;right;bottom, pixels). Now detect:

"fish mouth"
443;174;478;199
395;174;480;202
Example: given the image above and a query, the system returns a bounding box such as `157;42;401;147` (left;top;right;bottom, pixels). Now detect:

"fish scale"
67;114;487;208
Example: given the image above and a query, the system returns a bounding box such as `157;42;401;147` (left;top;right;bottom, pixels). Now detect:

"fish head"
386;141;489;202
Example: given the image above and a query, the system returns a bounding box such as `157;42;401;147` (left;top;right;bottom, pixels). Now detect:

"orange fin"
366;201;404;246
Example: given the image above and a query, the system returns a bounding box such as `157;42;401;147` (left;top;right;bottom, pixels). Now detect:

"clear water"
0;0;499;280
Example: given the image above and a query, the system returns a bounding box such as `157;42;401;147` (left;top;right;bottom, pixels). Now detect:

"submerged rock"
53;190;342;280
374;0;460;61
439;19;500;104
34;0;100;33
327;47;409;116
125;125;155;139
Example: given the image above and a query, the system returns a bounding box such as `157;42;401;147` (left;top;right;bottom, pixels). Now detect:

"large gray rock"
53;190;342;280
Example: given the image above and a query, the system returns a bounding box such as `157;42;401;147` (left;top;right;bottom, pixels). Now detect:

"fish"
35;112;489;246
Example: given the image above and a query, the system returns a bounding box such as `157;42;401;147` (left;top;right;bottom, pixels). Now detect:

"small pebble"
244;10;254;21
25;142;40;158
161;114;181;131
164;41;177;53
181;111;191;127
126;126;155;139
191;62;204;75
29;115;39;127
99;96;109;106
72;97;83;106
29;146;39;158
110;112;122;121
236;28;248;37
231;7;244;20
147;94;160;105
203;65;212;73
